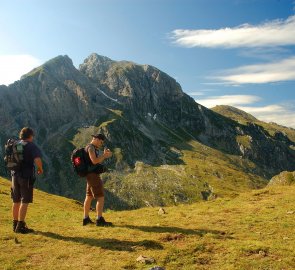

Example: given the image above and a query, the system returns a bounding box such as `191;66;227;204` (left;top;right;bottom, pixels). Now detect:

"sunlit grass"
1;177;294;269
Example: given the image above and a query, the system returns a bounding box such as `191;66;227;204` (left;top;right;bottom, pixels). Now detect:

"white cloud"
196;95;261;108
238;105;295;128
171;15;295;48
214;56;295;84
196;95;295;128
0;55;41;85
187;89;217;96
189;91;205;96
237;105;284;114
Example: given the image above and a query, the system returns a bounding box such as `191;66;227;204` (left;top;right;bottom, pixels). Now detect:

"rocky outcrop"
268;171;295;186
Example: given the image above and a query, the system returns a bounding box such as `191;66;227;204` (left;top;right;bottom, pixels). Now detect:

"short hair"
91;133;106;141
19;127;34;140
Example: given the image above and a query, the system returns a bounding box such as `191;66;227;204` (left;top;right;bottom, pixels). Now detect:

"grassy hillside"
1;177;295;270
51;112;267;209
212;106;257;124
103;135;267;209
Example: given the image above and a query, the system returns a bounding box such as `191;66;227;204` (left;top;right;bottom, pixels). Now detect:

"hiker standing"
9;127;43;234
83;133;113;226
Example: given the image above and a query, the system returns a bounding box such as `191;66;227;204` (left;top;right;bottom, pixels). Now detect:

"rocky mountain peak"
78;53;186;123
21;55;77;81
79;53;114;80
43;55;74;69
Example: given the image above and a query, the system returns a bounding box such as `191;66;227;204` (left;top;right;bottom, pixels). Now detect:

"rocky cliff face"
0;54;294;208
80;54;202;130
212;105;295;175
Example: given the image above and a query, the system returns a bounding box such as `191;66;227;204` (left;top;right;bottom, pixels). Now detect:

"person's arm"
34;157;43;175
88;146;112;165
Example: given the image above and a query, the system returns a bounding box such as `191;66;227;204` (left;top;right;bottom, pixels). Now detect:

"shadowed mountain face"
0;53;294;208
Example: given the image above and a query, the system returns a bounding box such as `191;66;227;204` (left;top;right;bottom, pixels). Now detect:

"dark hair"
19;127;34;140
91;133;106;141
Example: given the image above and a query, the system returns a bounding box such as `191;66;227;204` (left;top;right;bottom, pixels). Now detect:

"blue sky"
1;0;295;127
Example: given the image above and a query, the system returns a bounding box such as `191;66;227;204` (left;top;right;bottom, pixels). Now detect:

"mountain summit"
0;54;294;208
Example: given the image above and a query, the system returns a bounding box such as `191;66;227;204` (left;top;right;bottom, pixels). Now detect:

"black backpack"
71;146;108;177
71;148;89;177
4;139;27;171
88;163;108;175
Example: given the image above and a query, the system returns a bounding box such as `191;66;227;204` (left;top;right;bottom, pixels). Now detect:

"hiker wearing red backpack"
82;134;113;226
5;127;43;234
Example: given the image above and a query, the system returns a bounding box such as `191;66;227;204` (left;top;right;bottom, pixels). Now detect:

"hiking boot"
15;221;34;234
96;216;113;227
83;216;94;226
13;220;18;232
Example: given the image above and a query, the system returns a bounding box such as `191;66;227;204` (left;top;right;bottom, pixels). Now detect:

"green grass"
179;139;267;196
236;135;251;149
102;137;268;209
212;106;257;125
1;176;295;270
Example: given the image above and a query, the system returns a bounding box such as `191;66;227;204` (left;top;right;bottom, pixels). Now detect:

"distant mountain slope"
212;105;295;144
212;105;258;123
0;54;294;208
1;176;295;269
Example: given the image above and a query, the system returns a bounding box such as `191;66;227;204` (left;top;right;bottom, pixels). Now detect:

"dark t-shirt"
20;141;42;178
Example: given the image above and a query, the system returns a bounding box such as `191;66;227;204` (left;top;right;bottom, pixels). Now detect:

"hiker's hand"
104;149;112;158
34;158;43;175
37;167;43;175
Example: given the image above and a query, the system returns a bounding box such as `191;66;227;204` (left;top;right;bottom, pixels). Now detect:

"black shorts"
11;174;34;203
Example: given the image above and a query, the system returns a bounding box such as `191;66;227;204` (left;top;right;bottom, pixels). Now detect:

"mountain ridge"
212;105;295;145
212;105;258;123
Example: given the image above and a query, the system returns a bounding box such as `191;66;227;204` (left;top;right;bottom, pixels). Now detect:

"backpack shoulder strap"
85;144;92;152
85;144;96;153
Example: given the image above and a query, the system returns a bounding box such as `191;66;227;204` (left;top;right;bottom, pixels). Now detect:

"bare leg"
18;203;28;221
84;196;93;218
96;196;104;218
12;203;20;220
